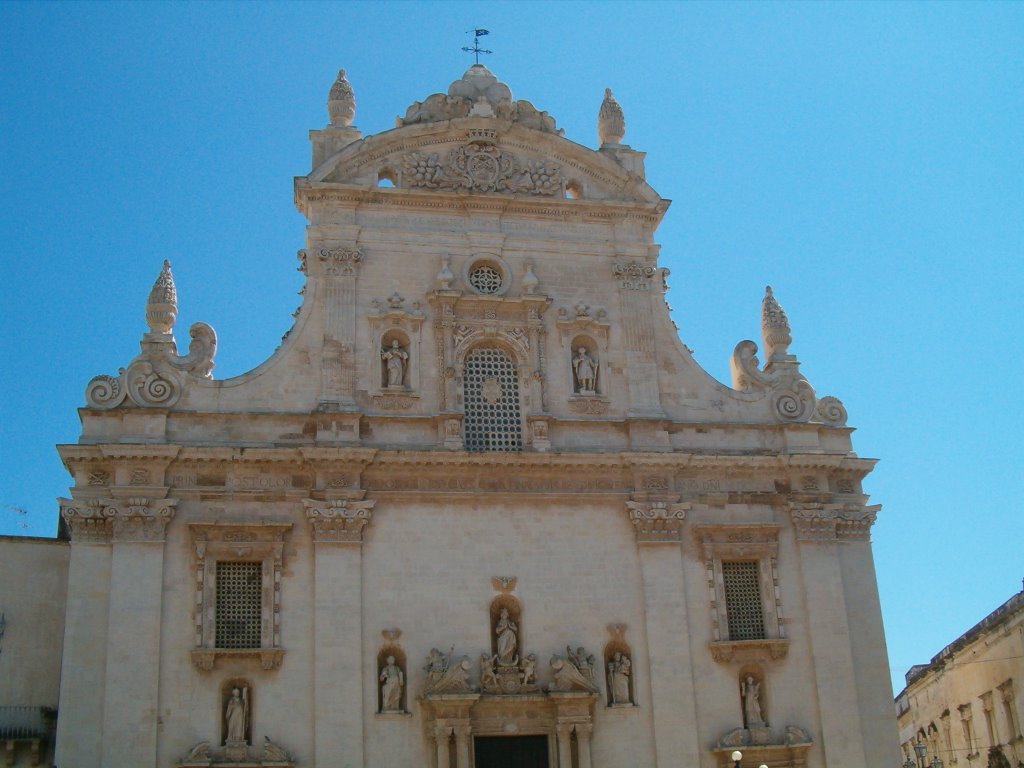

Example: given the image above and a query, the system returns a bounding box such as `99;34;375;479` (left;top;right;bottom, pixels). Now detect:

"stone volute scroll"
729;285;849;426
422;647;476;695
302;498;376;544
85;260;218;410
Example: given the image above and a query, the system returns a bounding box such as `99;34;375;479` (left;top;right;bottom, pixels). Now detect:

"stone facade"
896;589;1024;768
0;64;900;767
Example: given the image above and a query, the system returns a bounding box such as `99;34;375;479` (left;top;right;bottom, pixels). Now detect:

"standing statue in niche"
495;607;518;666
573;347;598;394
379;655;404;712
381;339;408;388
608;651;632;705
741;675;765;728
224;687;248;745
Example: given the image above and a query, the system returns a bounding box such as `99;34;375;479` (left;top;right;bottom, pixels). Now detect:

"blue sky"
1;1;1021;696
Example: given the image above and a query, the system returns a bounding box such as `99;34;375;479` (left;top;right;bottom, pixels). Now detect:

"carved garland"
402;142;564;196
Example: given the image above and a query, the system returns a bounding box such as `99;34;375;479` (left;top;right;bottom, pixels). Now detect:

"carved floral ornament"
402;141;564;197
59;496;177;542
86;261;217;410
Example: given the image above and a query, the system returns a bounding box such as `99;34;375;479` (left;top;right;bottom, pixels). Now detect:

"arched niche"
738;664;767;729
603;638;634;707
570;334;600;396
220;677;253;746
376;644;408;714
380;328;411;390
489;594;523;664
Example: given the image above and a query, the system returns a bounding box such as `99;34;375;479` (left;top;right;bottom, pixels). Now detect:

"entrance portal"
473;735;550;768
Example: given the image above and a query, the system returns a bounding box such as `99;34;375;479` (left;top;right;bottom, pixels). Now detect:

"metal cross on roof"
462;28;492;64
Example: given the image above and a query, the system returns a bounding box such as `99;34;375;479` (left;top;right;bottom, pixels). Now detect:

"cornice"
294;180;667;225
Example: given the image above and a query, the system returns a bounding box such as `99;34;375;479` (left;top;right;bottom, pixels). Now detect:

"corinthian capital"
60;497;177;543
303;498;376;543
625;500;688;543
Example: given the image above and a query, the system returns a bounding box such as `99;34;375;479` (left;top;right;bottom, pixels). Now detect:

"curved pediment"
307;118;661;205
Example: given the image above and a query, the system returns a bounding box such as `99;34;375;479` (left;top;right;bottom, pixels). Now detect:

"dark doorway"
473;735;550;768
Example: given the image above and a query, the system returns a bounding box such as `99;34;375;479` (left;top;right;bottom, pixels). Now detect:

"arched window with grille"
463;346;522;451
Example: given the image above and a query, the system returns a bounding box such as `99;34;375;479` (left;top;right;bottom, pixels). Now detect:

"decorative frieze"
302;498;376;543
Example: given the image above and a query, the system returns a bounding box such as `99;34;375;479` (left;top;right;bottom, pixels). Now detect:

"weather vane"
462;28;492;64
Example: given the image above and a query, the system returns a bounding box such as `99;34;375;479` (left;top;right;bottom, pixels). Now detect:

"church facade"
3;65;898;768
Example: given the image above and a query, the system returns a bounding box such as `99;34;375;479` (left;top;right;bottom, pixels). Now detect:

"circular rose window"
468;264;503;294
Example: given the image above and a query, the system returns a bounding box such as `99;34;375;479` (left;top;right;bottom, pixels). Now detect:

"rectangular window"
215;561;262;649
723;560;766;640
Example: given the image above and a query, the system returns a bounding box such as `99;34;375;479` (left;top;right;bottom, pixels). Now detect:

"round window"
468;264;503;295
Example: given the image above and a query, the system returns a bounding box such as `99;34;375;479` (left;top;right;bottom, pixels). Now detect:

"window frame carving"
693;523;788;663
189;521;292;672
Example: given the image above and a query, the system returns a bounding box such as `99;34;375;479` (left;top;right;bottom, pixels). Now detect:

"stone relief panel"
402;140;564;197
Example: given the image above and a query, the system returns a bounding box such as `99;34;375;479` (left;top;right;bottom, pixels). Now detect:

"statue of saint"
608;652;632;704
379;655;404;712
224;687;248;744
495;607;518;665
381;340;408;387
573;347;597;393
741;675;765;728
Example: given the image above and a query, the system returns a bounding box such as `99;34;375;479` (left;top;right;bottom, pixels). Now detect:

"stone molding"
708;639;790;663
625;500;688;543
302;498;376;543
789;502;880;542
59;496;177;543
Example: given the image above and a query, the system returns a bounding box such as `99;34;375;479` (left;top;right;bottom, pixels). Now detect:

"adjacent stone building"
896;588;1024;768
1;65;900;767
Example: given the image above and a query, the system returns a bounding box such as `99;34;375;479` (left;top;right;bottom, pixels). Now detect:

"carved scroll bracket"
789;502;879;543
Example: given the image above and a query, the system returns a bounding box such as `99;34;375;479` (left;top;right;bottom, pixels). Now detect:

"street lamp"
729;752;768;768
903;740;943;768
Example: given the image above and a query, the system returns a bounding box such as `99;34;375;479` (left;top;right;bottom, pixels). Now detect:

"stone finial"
436;257;454;290
598;87;625;146
327;68;356;127
146;260;178;335
761;285;792;361
522;261;539;294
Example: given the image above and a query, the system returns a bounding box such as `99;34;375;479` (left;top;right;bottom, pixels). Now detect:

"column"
435;724;452;768
54;514;112;768
575;723;593;768
791;504;869;768
555;723;574;768
628;500;702;768
315;244;362;409
304;497;375;768
453;724;472;768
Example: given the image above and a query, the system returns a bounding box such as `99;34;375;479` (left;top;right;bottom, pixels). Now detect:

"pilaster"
790;501;871;768
625;497;702;767
57;496;176;767
304;496;375;767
